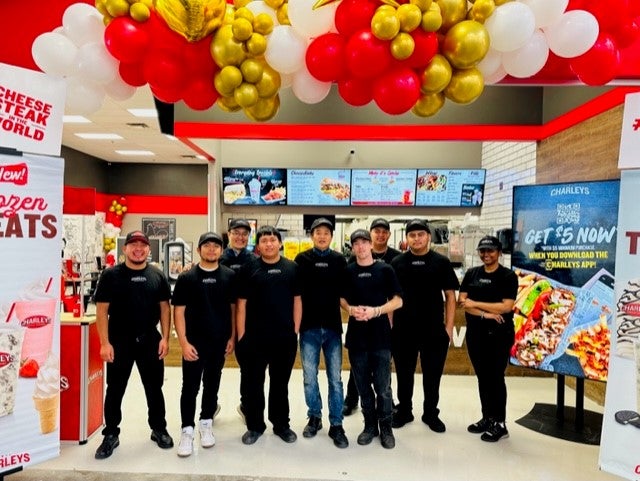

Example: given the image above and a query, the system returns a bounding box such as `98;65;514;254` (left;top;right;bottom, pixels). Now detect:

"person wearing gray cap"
340;229;403;449
171;232;237;457
458;235;518;443
220;218;257;274
390;219;460;433
294;218;349;448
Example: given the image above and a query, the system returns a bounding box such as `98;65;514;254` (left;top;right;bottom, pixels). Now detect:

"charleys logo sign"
20;315;50;329
0;163;28;186
0;352;14;368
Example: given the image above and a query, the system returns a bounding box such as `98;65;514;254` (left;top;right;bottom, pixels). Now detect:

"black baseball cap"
229;218;251;231
310;217;334;233
198;232;223;248
477;235;502;251
370;218;390;230
125;231;149;245
350;229;372;244
405;218;430;234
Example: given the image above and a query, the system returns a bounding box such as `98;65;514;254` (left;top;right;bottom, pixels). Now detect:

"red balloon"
184;36;218;78
394;30;439;70
119;62;146;87
183;78;220;110
611;18;640;49
144;50;187;92
373;68;420;115
338;77;373;106
151;85;182;103
306;33;348;82
570;34;620;85
346;30;392;79
104;17;149;63
335;0;378;37
577;0;628;33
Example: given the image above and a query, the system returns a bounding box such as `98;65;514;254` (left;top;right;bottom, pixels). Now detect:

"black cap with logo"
228;219;251;231
405;218;430;235
369;218;390;230
125;231;149;245
310;217;334;233
477;235;502;251
198;232;224;248
350;229;372;244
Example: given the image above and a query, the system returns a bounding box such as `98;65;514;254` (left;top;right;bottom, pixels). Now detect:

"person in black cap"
340;229;402;449
390;219;460;433
171;232;237;457
235;226;302;446
94;230;173;459
458;235;518;443
294;218;349;448
221;218;257;274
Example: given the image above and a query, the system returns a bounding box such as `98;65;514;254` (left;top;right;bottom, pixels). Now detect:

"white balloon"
288;0;338;39
484;2;536;52
104;75;137;101
62;3;104;47
477;48;502;79
77;42;119;85
31;31;79;77
483;65;507;85
65;77;105;115
245;1;279;26
502;30;549;78
519;0;568;28
280;72;294;89
292;66;332;104
265;26;308;75
544;10;599;58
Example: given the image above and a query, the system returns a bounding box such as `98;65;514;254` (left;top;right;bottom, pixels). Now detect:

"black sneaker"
241;430;262;445
151;430;174;449
392;411;414;428
95;434;119;459
274;427;297;443
356;424;379;445
421;414;446;433
303;416;322;438
328;425;349;448
481;421;509;442
467;418;491;434
342;400;358;417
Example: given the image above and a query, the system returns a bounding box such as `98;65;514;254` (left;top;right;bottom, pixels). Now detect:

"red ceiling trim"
178;137;215;162
95;192;207;215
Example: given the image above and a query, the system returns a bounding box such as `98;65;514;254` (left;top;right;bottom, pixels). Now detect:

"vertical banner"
510;180;619;381
0;152;63;472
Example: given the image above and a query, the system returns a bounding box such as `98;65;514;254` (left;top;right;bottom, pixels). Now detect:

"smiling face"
228;227;250;250
371;227;391;252
258;234;282;262
198;241;222;265
407;229;430;255
352;238;373;264
124;240;149;268
477;247;500;269
311;226;332;250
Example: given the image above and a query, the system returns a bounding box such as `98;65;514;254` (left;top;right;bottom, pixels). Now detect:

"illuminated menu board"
350;169;416;206
221;168;287;205
287;169;351;206
415;169;486;207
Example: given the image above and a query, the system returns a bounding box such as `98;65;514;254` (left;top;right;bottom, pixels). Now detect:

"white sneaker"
177;426;194;457
199;419;216;448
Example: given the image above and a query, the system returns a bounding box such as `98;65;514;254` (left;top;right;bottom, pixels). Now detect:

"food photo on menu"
222;167;287;205
287;169;351;206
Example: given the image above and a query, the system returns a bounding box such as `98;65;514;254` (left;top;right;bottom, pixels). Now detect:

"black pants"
235;333;297;433
349;348;393;422
103;332;167;436
180;345;226;428
344;371;359;405
392;327;449;419
465;322;514;422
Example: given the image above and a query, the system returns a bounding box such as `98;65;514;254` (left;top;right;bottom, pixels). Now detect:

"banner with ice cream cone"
0;151;63;472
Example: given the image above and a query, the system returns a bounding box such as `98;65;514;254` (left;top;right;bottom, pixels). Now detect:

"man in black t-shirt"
390;219;460;433
220;218;257;273
94;231;173;460
172;232;237;457
235;226;302;445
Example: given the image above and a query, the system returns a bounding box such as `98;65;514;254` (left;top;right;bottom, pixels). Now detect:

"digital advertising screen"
287;169;351;206
415;169;486;207
221;168;287;206
350;169;416;206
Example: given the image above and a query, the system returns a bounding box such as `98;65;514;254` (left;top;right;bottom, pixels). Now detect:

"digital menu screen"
350;169;416;206
415;169;486;207
287;169;351;206
222;168;287;205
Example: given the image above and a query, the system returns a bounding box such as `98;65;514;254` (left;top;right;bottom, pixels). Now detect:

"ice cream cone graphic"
32;352;60;434
33;394;59;434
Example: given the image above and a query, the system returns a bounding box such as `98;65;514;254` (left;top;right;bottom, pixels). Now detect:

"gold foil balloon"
371;9;401;40
442;20;489;69
223;4;235;25
436;0;468;32
234;82;259;107
256;64;281;98
215;65;243;95
397;4;422;32
412;92;445;117
421;3;442;32
444;67;484;104
420;54;452;93
240;58;264;83
253;13;274;35
246;33;267;56
155;0;227;42
232;17;253;41
217;95;242;112
391;32;415;60
468;0;495;23
211;24;247;67
244;95;280;121
410;0;433;11
277;4;290;25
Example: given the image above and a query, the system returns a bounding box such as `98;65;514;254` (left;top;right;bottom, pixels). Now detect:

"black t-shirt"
460;265;519;329
237;257;301;339
171;264;237;349
348;247;401;265
220;247;257;273
341;261;402;351
94;263;171;341
391;250;460;331
295;248;347;334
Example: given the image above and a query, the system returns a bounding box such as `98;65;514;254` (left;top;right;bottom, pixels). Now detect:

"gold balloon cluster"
155;0;227;41
234;0;290;26
95;0;153;24
211;6;282;121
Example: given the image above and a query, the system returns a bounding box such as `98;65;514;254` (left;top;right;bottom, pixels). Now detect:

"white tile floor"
26;367;621;481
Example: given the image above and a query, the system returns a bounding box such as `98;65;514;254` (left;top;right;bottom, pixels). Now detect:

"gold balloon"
241;58;264;83
217;95;242;112
234;0;251;8
105;0;130;17
255;64;281;98
246;33;267;56
412;92;445;117
495;0;513;5
215;65;243;96
436;0;467;32
232;17;253;41
277;4;290;25
421;3;442;32
371;10;400;40
397;4;422;32
253;13;274;35
264;0;284;9
420;54;452;93
234;82;259;108
410;0;432;12
379;0;401;7
390;32;415;60
442;20;489;69
95;0;110;17
376;5;397;13
211;25;247;67
467;0;495;23
244;95;280;121
444;67;484;104
129;2;150;22
155;0;227;42
223;4;235;25
234;7;254;22
139;0;153;7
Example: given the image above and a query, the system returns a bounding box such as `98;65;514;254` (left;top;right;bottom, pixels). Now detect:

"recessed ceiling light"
127;108;158;118
63;115;91;123
115;150;155;156
75;133;123;140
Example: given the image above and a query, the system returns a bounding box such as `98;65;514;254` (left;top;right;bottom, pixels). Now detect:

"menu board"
222;168;287;205
287;169;351;206
415;169;486;207
350;169;416;206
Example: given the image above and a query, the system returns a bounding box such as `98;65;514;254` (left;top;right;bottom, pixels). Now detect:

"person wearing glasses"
221;219;256;273
458;235;518;443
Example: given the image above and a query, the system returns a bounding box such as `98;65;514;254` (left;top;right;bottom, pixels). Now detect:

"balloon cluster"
103;196;128;253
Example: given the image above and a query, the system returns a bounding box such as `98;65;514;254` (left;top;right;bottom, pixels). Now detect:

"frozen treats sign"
0;62;65;156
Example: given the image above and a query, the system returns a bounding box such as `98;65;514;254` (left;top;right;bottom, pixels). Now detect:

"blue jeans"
300;328;344;426
348;349;393;422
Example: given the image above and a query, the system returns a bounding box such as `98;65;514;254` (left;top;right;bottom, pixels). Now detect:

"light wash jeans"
300;328;344;426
